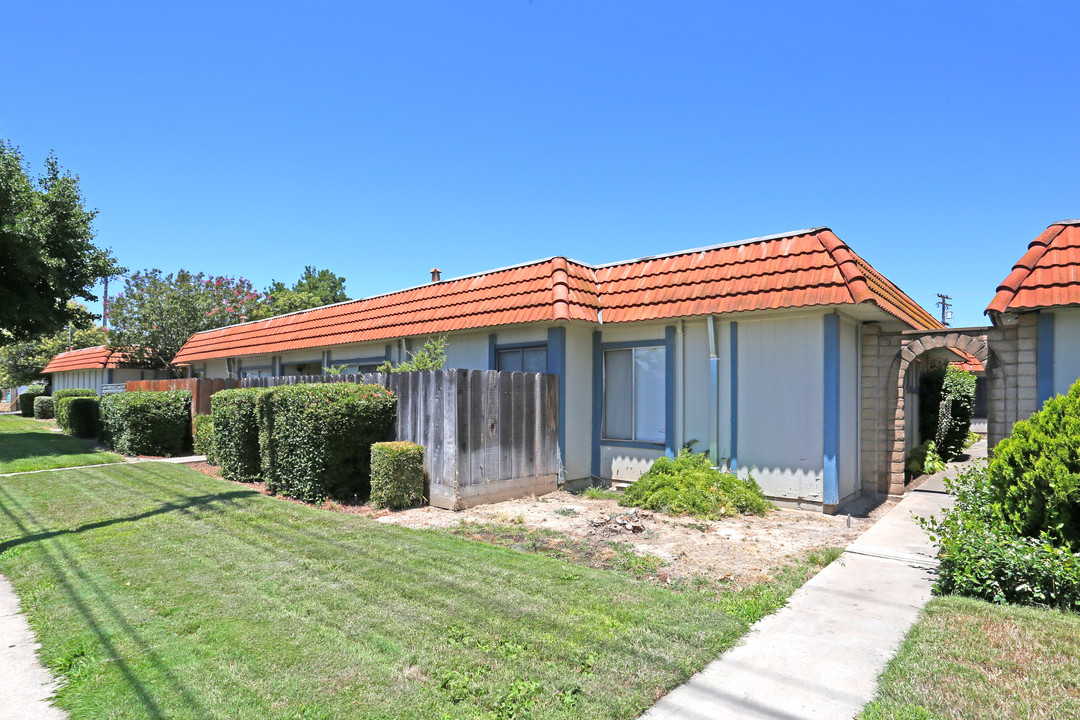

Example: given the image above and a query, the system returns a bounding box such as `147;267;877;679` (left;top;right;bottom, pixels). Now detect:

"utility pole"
936;293;952;327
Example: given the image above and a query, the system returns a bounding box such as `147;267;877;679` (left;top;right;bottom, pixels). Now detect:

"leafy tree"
0;140;119;344
0;304;107;386
377;337;447;373
261;266;348;317
106;270;264;373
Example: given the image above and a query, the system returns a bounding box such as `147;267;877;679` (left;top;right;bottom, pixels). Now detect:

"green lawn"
0;462;836;720
0;414;123;473
860;596;1080;720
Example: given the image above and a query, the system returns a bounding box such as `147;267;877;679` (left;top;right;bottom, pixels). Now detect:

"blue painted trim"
547;327;567;476
729;322;738;472
384;344;392;362
495;341;548;351
600;440;666;451
592;331;602;477
823;313;840;506
665;326;676;457
1038;312;1055;405
106;369;114;384
600;339;665;350
335;355;386;366
488;333;497;370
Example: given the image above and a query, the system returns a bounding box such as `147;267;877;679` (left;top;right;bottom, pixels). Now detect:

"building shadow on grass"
0;431;111;465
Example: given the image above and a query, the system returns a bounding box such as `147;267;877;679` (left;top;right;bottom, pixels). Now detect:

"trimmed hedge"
100;390;192;456
19;386;46;417
192;414;215;463
53;388;97;401
370;442;425;509
33;395;55;420
211;388;265;482
989;380;1080;547
259;383;396;503
57;397;101;438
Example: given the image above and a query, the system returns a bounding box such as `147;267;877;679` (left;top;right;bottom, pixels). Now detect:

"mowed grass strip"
860;596;1080;720
0;414;123;473
0;462;833;720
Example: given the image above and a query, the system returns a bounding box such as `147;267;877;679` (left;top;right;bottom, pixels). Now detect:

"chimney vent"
430;268;442;283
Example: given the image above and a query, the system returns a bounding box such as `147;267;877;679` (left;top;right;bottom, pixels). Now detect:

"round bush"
33;395;54;420
18;386;46;417
620;450;771;519
989;380;1080;547
100;390;192;456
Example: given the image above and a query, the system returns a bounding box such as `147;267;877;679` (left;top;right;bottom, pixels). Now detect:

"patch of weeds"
805;547;843;567
581;486;621;501
608;542;666;577
492;679;542;719
683;521;709;533
553;507;578;517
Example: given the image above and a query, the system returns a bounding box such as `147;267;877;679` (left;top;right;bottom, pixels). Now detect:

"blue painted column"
1037;312;1055;406
729;322;739;472
488;333;498;370
591;331;603;478
823;313;841;506
665;326;676;457
106;369;114;384
547;327;567;476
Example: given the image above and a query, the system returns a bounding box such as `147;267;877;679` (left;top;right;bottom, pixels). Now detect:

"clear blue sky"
4;2;1077;328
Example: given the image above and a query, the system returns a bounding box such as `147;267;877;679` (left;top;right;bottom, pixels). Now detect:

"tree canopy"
0;140;119;344
106;270;264;373
260;266;349;318
0;304;108;387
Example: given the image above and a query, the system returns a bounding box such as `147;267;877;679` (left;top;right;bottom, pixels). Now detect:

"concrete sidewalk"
642;444;982;720
0;577;66;720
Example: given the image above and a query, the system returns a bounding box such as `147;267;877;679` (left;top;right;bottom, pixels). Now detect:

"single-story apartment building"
987;219;1080;404
42;345;166;395
174;227;942;512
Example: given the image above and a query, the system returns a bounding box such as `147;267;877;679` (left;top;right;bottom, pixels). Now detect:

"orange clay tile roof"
173;227;941;363
987;221;1080;314
42;346;127;373
949;351;985;373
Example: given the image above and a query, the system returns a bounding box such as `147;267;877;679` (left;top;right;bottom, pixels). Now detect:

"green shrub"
370;441;426;509
33;395;54;419
936;367;977;460
211;388;265;482
988;381;1080;547
918;367;946;447
53;388;97;400
18;385;46;417
922;464;1080;611
619;450;771;519
192;414;215;463
100;390;191;456
259;383;396;503
57;397;101;438
906;440;946;476
54;389;98;432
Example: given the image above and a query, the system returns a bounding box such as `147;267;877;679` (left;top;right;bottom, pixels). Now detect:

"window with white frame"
602;345;665;443
496;345;547;373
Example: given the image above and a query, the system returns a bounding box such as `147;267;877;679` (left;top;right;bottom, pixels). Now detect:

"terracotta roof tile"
987;222;1080;314
173;228;939;363
42;346;128;373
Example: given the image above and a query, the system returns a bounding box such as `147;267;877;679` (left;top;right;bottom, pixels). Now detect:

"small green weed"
582;486;621;501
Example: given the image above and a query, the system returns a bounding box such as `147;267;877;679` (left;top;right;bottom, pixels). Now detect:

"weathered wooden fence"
125;378;240;417
241;369;560;510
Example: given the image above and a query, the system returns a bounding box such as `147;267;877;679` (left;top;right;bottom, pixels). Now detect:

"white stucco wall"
736;314;825;502
681;319;711;455
1052;308;1080;396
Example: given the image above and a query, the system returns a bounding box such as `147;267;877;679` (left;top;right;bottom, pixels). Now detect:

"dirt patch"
377;491;892;586
188;461;894;587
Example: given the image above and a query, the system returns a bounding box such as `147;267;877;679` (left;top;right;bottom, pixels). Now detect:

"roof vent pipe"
430;268;441;283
